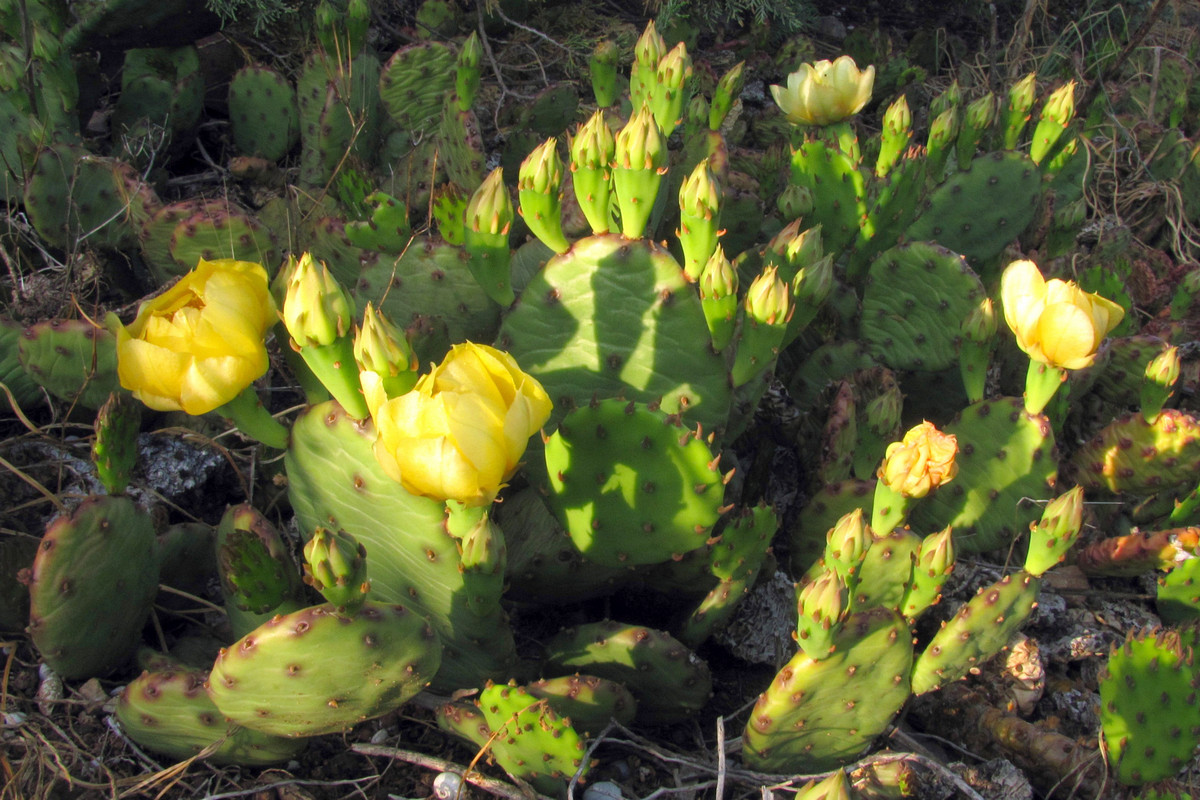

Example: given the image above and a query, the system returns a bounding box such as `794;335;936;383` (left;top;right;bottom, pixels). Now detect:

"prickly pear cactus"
475;682;590;795
524;674;638;735
909;397;1057;553
228;64;300;161
207;602;441;737
17;319;120;410
22;144;143;251
378;41;456;137
910;570;1042;695
25;496;160;679
1069;410;1200;496
1158;557;1200;624
117;668;306;764
285;401;516;689
544;620;712;724
498;234;732;434
1098;627;1200;785
859;241;987;372
743;607;913;772
543;398;725;567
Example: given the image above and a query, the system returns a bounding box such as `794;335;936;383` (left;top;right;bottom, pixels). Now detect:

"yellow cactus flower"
879;421;958;499
116;258;274;415
1000;259;1124;370
372;342;552;507
770;55;875;126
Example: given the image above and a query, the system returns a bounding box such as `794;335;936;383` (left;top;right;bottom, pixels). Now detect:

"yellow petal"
1036;301;1097;369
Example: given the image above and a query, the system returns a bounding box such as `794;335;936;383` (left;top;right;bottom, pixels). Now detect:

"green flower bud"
965;91;997;131
303;527;370;612
1004;72;1038;149
709;61;745;131
700;246;738;299
589;39;620;107
1041;80;1077;125
519;136;564;196
354;302;417;377
616;103;667;171
824;507;870;578
519;137;569;253
678;157;720;220
634;19;666;70
745;264;791;327
791;253;833;313
776;184;813;220
466;167;513;237
900;525;956;618
962;297;997;343
1023;486;1083;577
1141;345;1181;423
796;570;848;658
571;109;616;171
456;31;483;110
458;30;482;70
884;94;912;132
282;252;356;348
930;79;961;119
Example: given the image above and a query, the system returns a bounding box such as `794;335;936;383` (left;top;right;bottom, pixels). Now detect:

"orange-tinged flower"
116;259;274;415
770;55;874;126
371;343;552;507
879;421;958;499
1000;260;1124;370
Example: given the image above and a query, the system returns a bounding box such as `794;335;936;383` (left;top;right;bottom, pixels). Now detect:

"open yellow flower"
879;421;958;499
1000;260;1124;370
116;259;274;414
770;55;875;126
372;343;552;507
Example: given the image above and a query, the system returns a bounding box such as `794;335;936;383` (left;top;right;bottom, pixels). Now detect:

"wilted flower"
879;421;958;499
371;343;552;507
1000;259;1124;370
115;258;273;415
770;55;874;126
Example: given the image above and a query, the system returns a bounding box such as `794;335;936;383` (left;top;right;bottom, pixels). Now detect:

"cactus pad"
228;64;300;162
26;496;159;679
543;398;724;567
17;319;119;410
910;397;1057;553
207;602;441;737
859;241;986;372
1069;410;1200;496
743;608;913;773
498;233;732;433
476;682;590;795
379;42;456;137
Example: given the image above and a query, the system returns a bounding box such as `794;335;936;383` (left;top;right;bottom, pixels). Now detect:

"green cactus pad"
544;620;712;724
1099;627;1200;785
0;317;43;413
379;41;456;136
499;487;630;603
286;401;516;689
788;139;866;256
23;144;139;251
787;341;879;410
859;242;987;372
26;496;159;679
911;570;1042;695
216;505;302;617
904;151;1042;276
344;191;411;254
141;199;278;284
17;319;120;410
355;235;501;367
1158;557;1200;624
208;602;441;738
92;391;141;494
743;608;913;773
228;64;300;162
525;674;638;736
476;682;590;795
544;398;724;567
910;397;1057;553
1069;410;1200;496
117;668;306;765
439;99;485;189
854;528;921;612
498;233;732;434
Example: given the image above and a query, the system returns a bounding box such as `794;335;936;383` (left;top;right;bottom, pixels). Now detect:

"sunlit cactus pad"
859;241;986;372
207;602;441;738
498;234;732;433
910;397;1056;553
17;318;120;409
1069;409;1200;495
544;398;725;567
743;607;913;773
476;682;590;795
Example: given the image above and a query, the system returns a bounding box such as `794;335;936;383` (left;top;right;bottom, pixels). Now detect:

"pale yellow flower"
372;343;552;507
879;421;958;499
116;259;273;414
1000;260;1124;370
770;56;874;126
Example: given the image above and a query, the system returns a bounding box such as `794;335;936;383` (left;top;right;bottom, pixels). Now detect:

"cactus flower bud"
650;42;693;136
879;420;959;499
709;61;745;131
456;31;483;111
926;105;960;176
303;527;370;612
630;20;666;108
776;183;813;220
677;158;721;280
766;219;824;278
901;525;955;618
744;264;791;327
518;137;570;254
731;265;791;387
1003;72;1038;149
699;246;738;352
1030;80;1077;164
464;168;515;305
571;109;616;234
612;104;667;238
959;297;997;404
1022;486;1084;577
589;38;620;107
824;507;870;583
962;297;997;344
1141;345;1181;423
355;302;418;413
770;55;875;127
282;252;356;348
796;570;848;658
466;167;512;237
930;79;962;120
965;91;997;131
876;94;912;177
